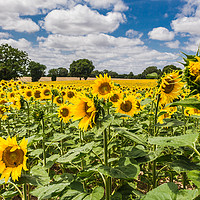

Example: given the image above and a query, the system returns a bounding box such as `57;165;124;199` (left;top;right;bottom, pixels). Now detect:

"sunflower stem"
152;93;160;189
24;100;30;137
103;128;110;200
23;183;27;200
41;118;46;166
182;106;186;134
7;119;10;136
60;119;64;155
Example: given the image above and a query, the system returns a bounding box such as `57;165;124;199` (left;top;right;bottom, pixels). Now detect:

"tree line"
0;44;182;81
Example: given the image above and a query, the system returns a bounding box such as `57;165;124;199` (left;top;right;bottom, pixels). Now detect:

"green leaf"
187;170;200;188
95;114;114;135
1;190;18;198
50;133;69;142
98;158;140;179
45;154;60;169
29;148;43;157
143;182;178;200
83;187;104;200
171;158;200;173
57;142;95;163
30;165;50;186
148;133;199;147
143;182;198;200
170;98;200;110
73;193;88;200
31;182;70;199
114;127;147;145
176;189;199;200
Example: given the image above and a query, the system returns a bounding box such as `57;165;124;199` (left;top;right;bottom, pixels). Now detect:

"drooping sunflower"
58;104;73;123
159;71;184;104
0;137;28;183
92;74;114;99
115;95;137;116
72;95;96;131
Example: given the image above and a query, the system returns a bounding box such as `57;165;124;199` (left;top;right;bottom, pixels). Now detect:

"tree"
162;65;182;75
28;61;46;82
141;66;162;79
0;44;29;80
69;59;95;80
57;67;68;77
48;68;58;81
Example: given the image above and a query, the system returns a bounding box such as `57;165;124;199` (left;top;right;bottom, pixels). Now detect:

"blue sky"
0;0;199;74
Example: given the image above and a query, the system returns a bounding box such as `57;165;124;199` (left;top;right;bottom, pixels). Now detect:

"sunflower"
92;74;114;99
64;89;76;102
115;95;137;116
10;96;21;110
54;96;63;106
58;104;73;123
41;87;52;100
72;95;96;131
33;89;42;100
159;72;184;104
24;89;33;100
109;90;123;105
0;136;28;183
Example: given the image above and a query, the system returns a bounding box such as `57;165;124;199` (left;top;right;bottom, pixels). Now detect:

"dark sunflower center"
34;91;41;98
162;78;175;94
84;102;92;117
2;146;24;168
110;94;119;102
67;91;74;98
98;82;111;95
61;91;66;96
61;108;69;117
10;93;15;98
44;89;50;96
56;97;63;104
26;91;32;97
120;100;132;112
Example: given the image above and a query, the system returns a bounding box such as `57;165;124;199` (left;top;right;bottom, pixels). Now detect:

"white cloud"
0;13;40;33
125;29;143;38
171;0;200;36
0;38;31;50
83;0;128;11
0;32;12;39
171;17;200;35
43;5;125;35
148;27;175;41
165;40;180;49
0;0;79;32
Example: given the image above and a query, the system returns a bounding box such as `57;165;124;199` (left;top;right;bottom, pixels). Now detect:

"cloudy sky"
0;0;199;74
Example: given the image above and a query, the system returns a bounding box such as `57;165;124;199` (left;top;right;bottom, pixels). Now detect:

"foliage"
0;44;29;80
69;59;95;80
162;64;182;75
27;61;46;82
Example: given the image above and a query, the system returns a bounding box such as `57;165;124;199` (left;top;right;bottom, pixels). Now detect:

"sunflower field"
1;53;200;200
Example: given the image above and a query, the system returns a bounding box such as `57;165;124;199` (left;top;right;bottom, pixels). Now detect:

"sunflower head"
72;95;97;131
159;71;184;104
0;136;28;183
115;95;137;117
92;74;114;99
58;104;72;123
